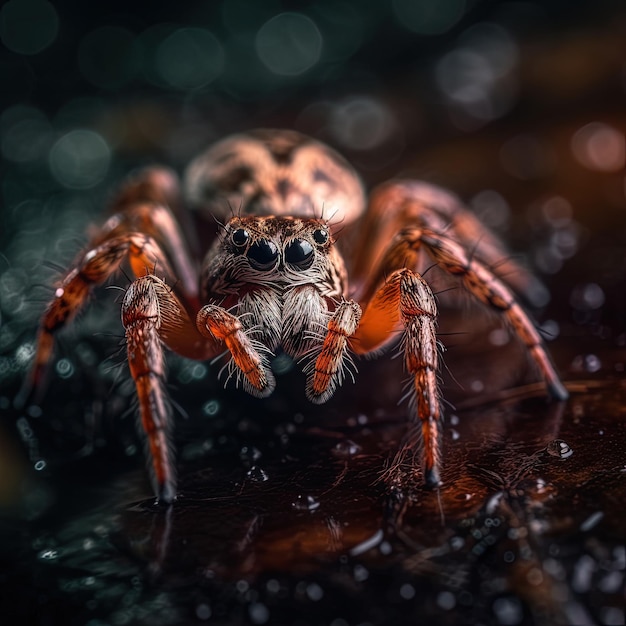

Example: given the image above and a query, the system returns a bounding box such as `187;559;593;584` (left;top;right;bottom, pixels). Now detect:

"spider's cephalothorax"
22;129;568;504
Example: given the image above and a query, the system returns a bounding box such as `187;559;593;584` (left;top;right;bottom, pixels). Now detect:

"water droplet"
292;494;320;511
202;399;220;416
492;596;523;625
55;358;74;379
246;466;269;482
437;590;456;610
570;282;605;312
305;582;324;601
450;536;464;550
240;445;262;464
265;579;281;594
331;439;361;458
353;564;369;582
38;549;58;560
33;459;46;471
572;554;595;593
249;602;270;624
584;354;601;373
580;511;604;532
455;492;474;501
349;529;384;556
399;583;415;600
546;439;573;459
196;603;211;620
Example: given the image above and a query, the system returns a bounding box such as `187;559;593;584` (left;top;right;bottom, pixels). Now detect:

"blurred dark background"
1;1;625;625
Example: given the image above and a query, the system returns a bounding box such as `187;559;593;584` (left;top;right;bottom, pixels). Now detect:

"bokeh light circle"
255;13;322;76
78;26;141;89
156;28;224;90
330;98;395;151
392;0;465;35
0;0;58;55
49;130;111;189
571;122;625;172
1;106;51;163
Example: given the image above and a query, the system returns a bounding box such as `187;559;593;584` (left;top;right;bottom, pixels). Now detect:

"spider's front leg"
196;305;276;398
351;270;443;489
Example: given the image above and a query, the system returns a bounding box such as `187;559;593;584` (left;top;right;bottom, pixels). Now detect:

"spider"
21;129;568;504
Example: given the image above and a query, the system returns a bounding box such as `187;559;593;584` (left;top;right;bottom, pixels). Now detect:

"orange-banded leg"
196;305;276;398
367;224;568;401
351;269;442;488
94;203;198;306
122;275;223;503
350;181;543;308
422;228;568;400
17;233;183;407
91;167;199;307
305;299;362;404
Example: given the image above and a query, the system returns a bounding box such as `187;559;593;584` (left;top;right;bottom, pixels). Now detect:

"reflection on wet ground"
1;336;625;625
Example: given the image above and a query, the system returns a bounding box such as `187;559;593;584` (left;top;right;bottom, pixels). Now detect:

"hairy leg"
304;298;362;404
122;275;223;503
350;181;543;307
196;305;276;398
357;221;568;401
351;269;442;488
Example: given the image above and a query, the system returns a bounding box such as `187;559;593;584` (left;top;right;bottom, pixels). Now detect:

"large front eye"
247;239;279;270
285;239;314;269
231;228;249;248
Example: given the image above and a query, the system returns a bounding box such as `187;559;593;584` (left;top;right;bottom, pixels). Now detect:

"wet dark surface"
2;2;626;625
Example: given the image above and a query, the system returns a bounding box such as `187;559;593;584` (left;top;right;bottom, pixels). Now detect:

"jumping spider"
22;129;568;503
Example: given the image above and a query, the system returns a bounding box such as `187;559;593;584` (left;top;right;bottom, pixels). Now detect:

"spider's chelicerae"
23;129;568;503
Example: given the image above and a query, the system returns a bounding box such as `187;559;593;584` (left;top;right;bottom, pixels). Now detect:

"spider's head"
184;129;365;232
202;215;346;296
224;215;333;272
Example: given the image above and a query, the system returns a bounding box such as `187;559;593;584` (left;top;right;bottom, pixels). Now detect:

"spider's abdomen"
184;129;366;230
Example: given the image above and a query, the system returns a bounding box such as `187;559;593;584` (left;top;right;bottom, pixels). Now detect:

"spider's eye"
285;239;314;269
247;239;279;270
313;228;329;245
231;228;249;248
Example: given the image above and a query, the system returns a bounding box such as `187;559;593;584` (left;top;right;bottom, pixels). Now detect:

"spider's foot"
424;466;442;489
548;379;569;402
156;481;177;506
